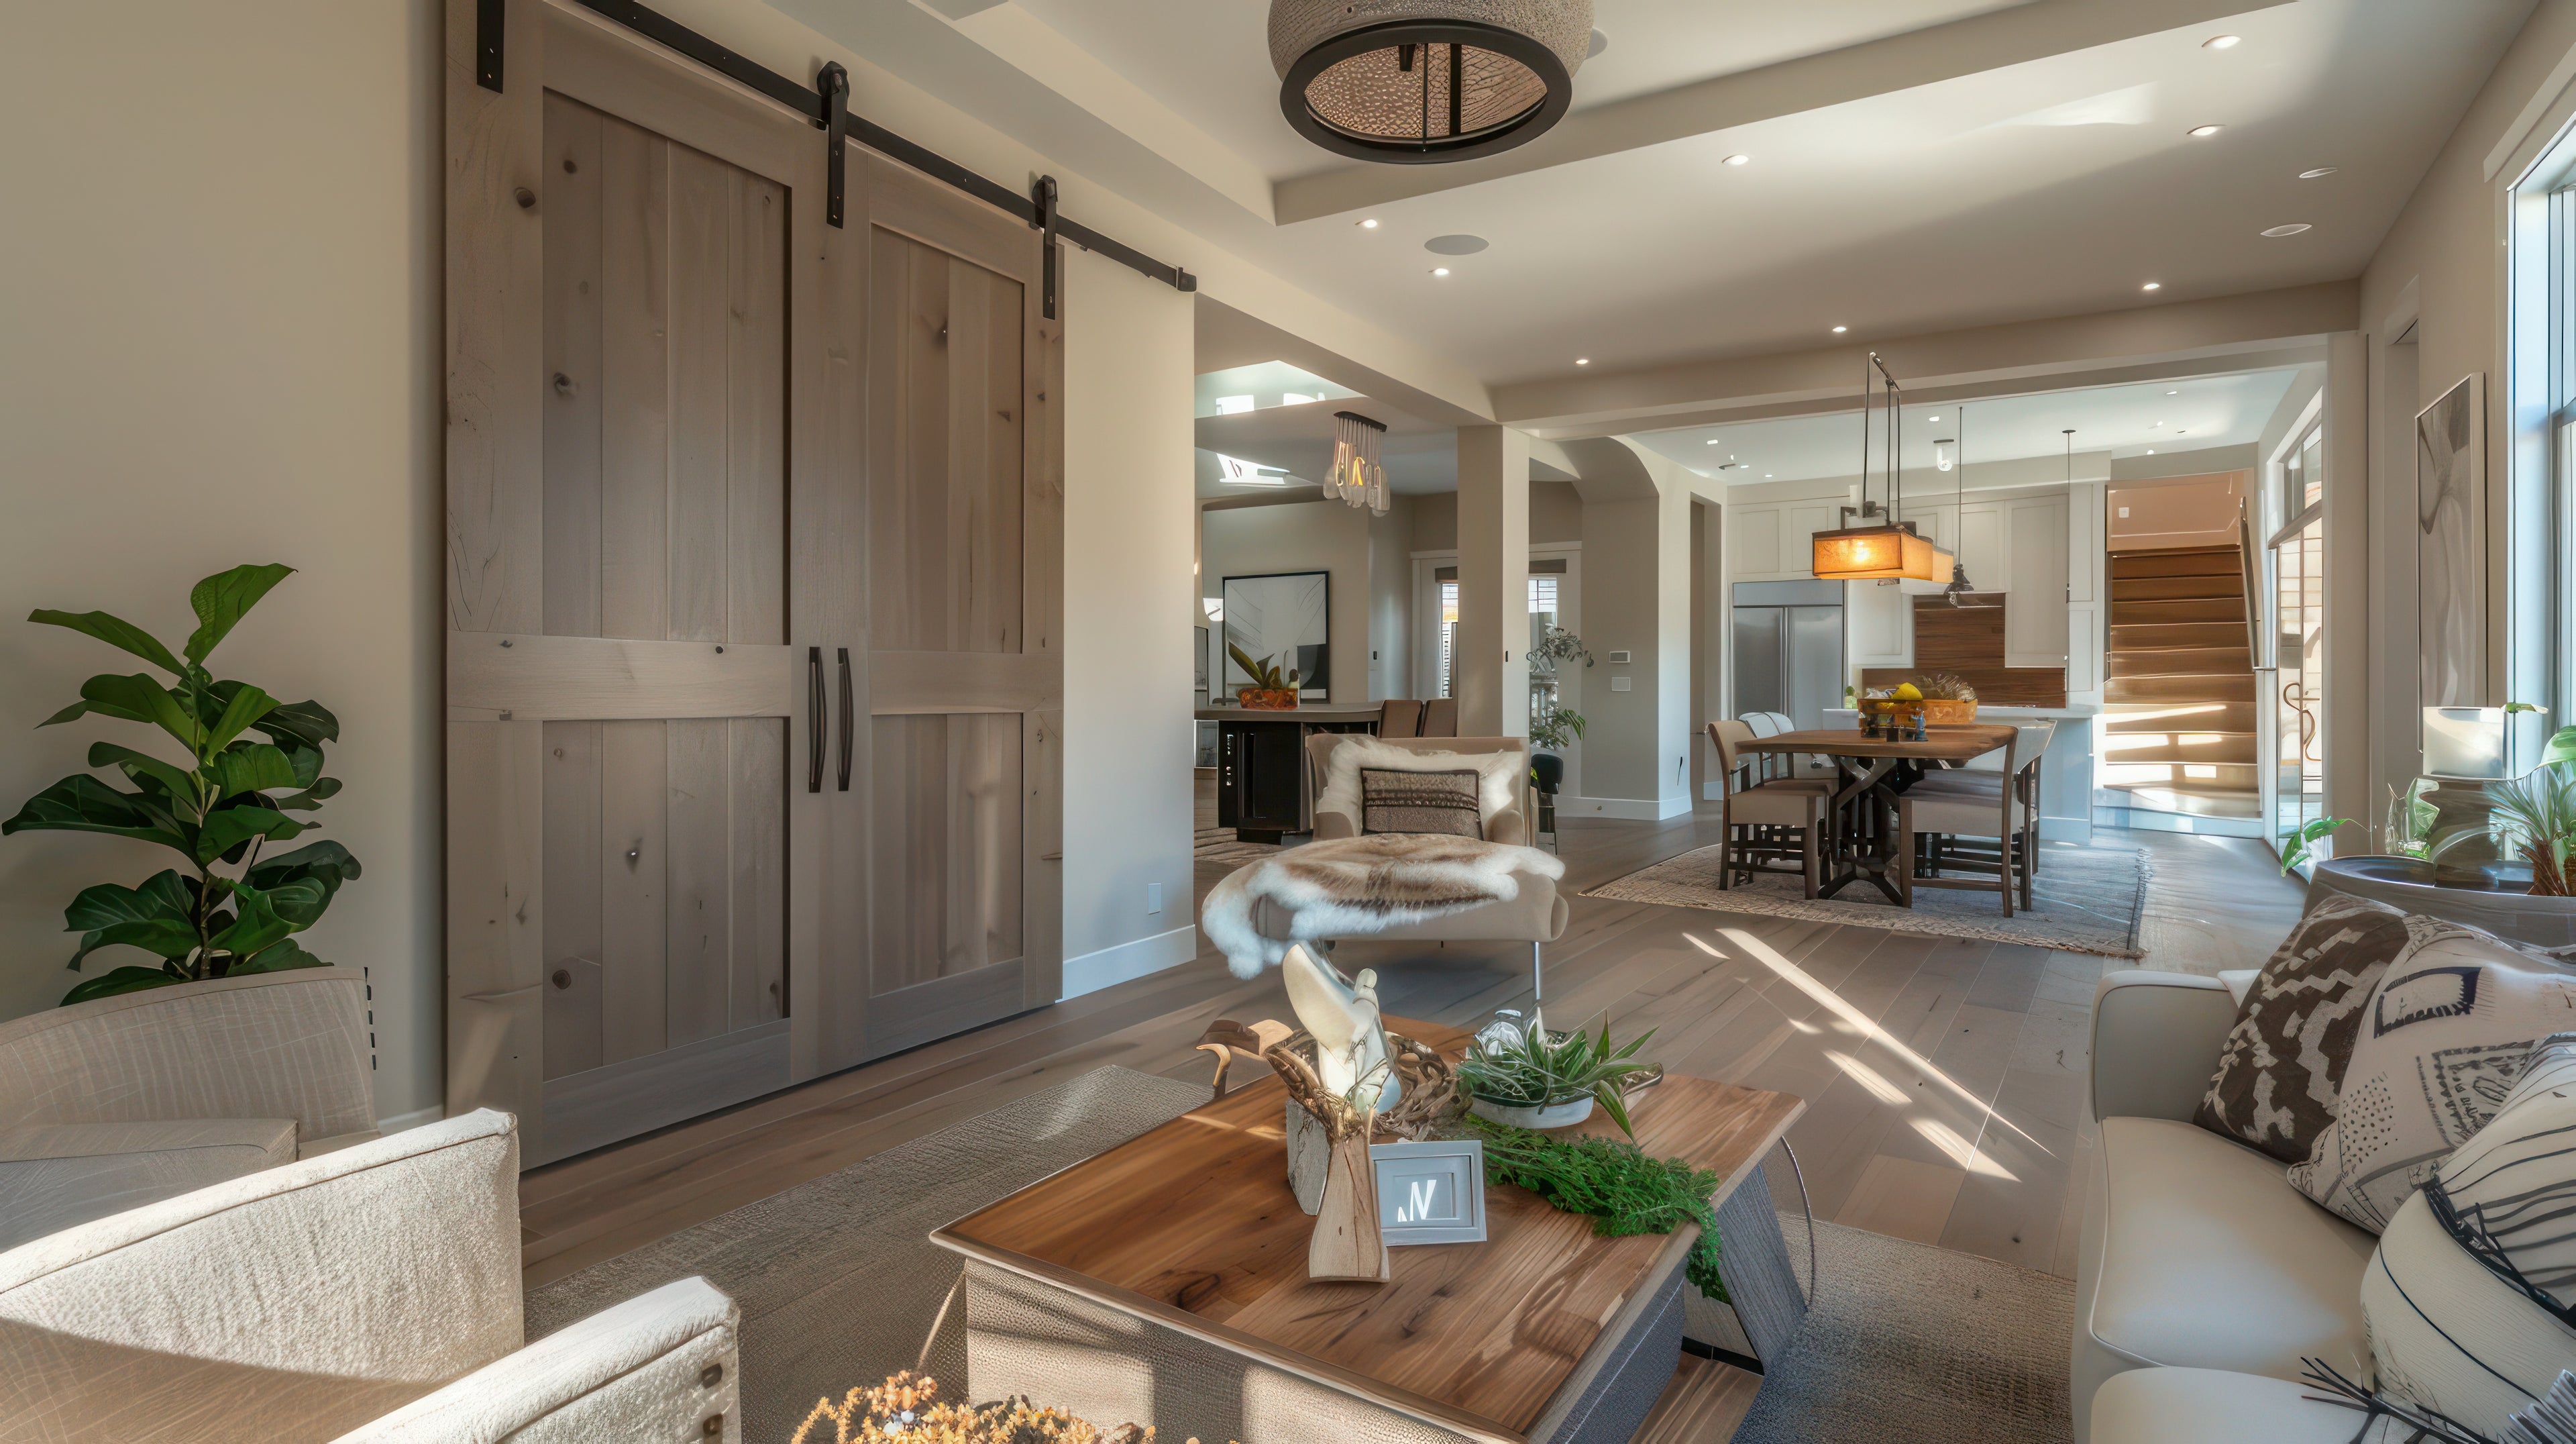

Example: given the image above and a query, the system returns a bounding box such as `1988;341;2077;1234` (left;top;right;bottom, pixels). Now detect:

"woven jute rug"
1585;841;2149;958
1732;1216;2074;1444
524;1067;1210;1444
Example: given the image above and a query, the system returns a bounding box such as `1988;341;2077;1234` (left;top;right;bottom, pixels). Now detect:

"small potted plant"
1226;643;1300;709
1459;1009;1660;1136
1915;672;1979;725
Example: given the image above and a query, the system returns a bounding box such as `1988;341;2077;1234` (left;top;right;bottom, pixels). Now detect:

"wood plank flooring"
518;791;2306;1438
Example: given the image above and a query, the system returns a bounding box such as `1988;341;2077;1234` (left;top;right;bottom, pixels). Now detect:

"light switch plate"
1611;677;1631;692
1372;1139;1486;1245
1607;650;1632;664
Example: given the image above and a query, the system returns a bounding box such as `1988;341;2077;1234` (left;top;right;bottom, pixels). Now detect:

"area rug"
1730;1216;2074;1444
524;1067;1209;1444
1585;841;2149;958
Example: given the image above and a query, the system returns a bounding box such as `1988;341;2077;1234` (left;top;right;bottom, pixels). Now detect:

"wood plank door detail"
445;0;1060;1166
853;152;1063;1064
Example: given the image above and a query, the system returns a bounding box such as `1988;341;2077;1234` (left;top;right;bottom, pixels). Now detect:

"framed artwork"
1221;570;1330;701
1371;1139;1485;1245
2416;374;2485;709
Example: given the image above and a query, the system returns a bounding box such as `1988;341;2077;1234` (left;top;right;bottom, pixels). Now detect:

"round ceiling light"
1269;0;1595;164
1426;234;1491;254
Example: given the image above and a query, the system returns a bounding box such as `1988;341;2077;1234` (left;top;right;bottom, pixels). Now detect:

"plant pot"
1920;699;1979;726
1236;687;1299;710
2308;855;2576;949
1469;1094;1595;1130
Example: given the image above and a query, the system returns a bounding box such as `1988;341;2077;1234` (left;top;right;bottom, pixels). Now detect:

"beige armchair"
0;1108;742;1443
0;968;378;1252
1288;734;1570;998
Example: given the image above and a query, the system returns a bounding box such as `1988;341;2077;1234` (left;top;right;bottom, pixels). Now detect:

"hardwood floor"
518;792;2306;1436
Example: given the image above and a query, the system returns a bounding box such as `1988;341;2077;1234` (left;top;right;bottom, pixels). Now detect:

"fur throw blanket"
1201;835;1564;980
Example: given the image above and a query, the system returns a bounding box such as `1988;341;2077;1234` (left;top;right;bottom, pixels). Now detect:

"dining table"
1739;723;2019;903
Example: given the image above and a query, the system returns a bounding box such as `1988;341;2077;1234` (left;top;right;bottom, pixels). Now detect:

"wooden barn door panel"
855;151;1062;1062
445;0;854;1165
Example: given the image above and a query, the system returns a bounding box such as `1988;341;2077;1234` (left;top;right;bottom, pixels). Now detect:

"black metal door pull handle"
837;648;855;792
807;647;824;793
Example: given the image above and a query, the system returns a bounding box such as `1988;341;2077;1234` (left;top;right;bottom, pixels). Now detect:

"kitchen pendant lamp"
1269;0;1593;164
1328;411;1391;515
1812;355;1955;583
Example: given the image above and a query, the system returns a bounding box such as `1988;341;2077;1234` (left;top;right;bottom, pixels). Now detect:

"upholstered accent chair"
1287;733;1570;998
0;1108;743;1443
1707;719;1833;898
0;968;378;1251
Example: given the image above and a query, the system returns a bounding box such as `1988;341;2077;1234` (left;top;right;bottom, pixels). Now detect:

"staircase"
2098;544;2263;834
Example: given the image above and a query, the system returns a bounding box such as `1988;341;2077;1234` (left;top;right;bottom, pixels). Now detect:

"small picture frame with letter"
1370;1139;1486;1245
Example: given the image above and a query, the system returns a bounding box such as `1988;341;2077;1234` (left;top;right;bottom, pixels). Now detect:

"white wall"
1200;499;1373;704
1061;250;1197;996
0;1;445;1124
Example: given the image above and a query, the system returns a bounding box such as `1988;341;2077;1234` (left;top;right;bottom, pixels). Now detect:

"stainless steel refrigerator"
1732;580;1845;731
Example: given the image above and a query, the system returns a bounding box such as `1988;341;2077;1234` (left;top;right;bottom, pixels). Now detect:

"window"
2507;128;2576;765
1438;575;1458;698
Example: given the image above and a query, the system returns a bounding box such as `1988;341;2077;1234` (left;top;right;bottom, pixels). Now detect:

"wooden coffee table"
931;1019;1805;1444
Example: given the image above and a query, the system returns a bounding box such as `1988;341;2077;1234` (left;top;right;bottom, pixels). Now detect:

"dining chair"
1896;725;2041;915
1377;698;1424;738
1707;719;1832;897
1912;720;2054;894
1418;697;1459;737
1736;712;1794;785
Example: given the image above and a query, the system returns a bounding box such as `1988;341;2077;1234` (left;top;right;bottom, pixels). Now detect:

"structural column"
1456;425;1530;737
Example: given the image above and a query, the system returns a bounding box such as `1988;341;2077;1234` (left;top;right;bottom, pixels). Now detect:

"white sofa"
0;1108;741;1443
0;968;379;1251
2072;970;2382;1444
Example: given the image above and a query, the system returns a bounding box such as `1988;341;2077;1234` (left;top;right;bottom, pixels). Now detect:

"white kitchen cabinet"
1727;505;1784;578
1847;577;1912;665
2004;493;2072;667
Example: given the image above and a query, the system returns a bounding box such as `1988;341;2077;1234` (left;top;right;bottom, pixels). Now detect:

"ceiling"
1630;368;2302;480
1195;381;1458;498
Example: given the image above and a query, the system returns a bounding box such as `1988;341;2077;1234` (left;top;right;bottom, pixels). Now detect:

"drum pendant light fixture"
1812;354;1955;584
1269;1;1594;164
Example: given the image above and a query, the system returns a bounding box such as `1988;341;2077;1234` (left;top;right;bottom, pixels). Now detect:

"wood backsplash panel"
1860;593;2068;707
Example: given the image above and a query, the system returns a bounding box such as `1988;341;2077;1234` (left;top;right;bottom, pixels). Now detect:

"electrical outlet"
2117;505;2131;518
1147;882;1163;916
1611;676;1631;692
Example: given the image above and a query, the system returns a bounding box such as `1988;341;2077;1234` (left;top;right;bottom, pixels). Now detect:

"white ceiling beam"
1271;0;2294;223
1494;280;2355;437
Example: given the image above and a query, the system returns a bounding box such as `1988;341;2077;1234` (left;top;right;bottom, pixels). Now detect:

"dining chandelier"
1328;411;1391;515
1267;0;1594;164
1811;354;1955;584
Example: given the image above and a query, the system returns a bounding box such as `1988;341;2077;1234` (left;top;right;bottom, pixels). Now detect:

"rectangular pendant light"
1811;523;1953;582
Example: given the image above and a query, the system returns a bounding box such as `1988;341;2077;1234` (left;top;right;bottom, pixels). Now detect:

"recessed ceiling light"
1576;358;1590;365
2299;167;2337;180
1426;234;1489;256
2188;125;2224;139
1430;266;1451;276
1706;439;1721;446
1765;473;1774;478
1723;154;1751;166
1358;217;1379;229
2202;34;2241;50
1831;325;1848;333
2143;281;2162;291
2166;390;2180;395
2261;223;2312;238
2147;448;2157;455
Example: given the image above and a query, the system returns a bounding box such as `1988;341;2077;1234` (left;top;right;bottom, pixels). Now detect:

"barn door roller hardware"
476;0;1196;305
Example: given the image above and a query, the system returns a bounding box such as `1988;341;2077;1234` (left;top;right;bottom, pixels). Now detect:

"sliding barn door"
444;1;866;1166
445;0;1059;1165
851;152;1063;1062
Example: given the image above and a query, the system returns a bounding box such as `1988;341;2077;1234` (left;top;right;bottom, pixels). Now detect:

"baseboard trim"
376;1104;444;1135
1565;793;1694;822
1062;923;1199;1000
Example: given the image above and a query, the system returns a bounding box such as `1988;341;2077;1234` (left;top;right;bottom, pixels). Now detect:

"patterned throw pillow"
2194;894;2417;1162
1360;768;1483;839
2288;923;2576;1232
2357;1033;2576;1439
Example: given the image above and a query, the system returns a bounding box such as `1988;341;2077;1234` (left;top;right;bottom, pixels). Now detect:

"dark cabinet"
1212;713;1377;841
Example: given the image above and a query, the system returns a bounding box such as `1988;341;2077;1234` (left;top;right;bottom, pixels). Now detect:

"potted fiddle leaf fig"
3;564;360;1005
